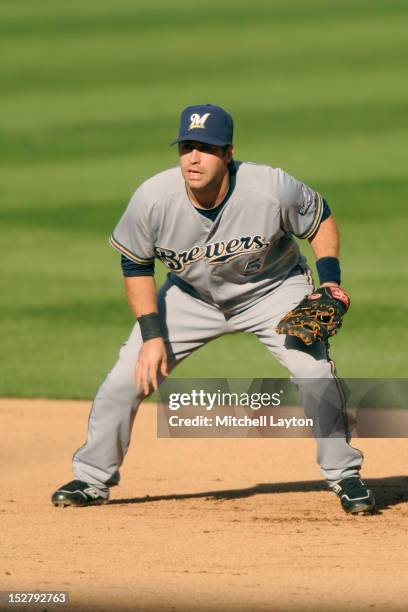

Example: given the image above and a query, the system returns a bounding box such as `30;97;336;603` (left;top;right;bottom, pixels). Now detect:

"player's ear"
225;145;234;163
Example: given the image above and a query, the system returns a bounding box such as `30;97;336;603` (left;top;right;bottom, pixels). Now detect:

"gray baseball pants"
73;271;363;492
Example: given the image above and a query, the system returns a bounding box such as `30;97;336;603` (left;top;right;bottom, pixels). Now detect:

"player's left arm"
276;173;351;343
308;214;340;287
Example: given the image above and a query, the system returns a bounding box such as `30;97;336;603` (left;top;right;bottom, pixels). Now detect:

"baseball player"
52;104;375;514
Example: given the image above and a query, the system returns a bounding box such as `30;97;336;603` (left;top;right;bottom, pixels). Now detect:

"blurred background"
1;0;407;398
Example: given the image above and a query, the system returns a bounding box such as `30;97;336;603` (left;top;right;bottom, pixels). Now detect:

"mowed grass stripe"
2;0;407;38
2;101;407;164
4;49;406;97
3;14;408;65
3;64;407;133
2;129;407;211
3;15;407;95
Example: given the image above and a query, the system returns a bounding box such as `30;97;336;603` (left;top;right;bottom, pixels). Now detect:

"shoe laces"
342;477;366;495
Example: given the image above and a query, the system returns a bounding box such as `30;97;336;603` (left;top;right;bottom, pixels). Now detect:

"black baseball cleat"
332;476;375;515
51;480;109;507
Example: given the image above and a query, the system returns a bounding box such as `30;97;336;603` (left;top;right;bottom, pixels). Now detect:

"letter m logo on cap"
188;113;211;130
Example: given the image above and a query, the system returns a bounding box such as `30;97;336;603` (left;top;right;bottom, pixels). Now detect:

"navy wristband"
138;313;163;341
316;257;341;285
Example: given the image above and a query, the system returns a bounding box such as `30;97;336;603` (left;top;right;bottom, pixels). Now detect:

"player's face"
178;141;233;192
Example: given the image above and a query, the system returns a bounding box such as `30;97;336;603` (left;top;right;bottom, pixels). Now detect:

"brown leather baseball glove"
275;286;350;346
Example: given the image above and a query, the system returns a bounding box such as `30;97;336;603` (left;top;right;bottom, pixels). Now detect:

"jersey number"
244;258;262;275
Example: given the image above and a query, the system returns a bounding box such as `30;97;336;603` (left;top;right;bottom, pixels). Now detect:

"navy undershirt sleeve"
307;198;332;240
321;198;331;222
121;254;155;277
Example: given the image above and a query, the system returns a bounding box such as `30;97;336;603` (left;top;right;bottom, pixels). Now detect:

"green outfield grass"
1;0;407;398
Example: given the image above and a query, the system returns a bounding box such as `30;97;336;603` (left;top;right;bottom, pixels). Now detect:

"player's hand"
135;337;168;396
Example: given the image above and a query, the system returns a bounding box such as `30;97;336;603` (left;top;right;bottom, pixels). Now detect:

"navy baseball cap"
171;104;234;146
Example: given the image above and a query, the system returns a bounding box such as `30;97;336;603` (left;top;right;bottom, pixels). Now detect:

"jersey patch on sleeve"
298;185;315;216
298;192;324;239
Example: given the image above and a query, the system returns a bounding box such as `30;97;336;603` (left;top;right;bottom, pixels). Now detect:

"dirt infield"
1;399;408;611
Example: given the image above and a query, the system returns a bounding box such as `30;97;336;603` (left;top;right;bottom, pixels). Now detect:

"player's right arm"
124;276;168;396
109;185;167;395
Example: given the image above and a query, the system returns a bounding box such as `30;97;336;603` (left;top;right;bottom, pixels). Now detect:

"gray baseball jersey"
110;161;323;313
